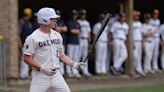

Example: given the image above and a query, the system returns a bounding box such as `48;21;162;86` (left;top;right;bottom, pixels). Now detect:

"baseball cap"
23;8;32;15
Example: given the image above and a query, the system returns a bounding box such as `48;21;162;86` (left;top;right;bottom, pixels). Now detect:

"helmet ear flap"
38;16;51;25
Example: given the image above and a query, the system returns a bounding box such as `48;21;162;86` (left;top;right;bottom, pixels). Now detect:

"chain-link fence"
0;39;7;86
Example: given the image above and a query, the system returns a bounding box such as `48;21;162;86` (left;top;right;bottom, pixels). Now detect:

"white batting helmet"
37;7;60;25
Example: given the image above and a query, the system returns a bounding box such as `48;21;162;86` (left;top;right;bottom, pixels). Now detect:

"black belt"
144;40;152;43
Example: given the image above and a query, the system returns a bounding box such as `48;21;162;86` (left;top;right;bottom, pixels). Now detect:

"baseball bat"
82;13;112;63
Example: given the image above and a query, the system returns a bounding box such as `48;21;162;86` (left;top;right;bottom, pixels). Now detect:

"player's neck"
39;26;51;34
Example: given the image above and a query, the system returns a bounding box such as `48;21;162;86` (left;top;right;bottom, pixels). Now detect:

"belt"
99;40;108;43
144;40;152;43
80;37;88;39
51;67;59;71
115;38;124;41
134;40;141;42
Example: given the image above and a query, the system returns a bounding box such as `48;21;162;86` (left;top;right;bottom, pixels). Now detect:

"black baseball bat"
82;13;112;63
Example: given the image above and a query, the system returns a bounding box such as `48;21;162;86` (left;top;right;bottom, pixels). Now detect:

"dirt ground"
1;73;164;92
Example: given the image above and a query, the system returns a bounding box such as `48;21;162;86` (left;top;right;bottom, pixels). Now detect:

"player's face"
153;14;159;19
50;18;58;29
120;16;126;22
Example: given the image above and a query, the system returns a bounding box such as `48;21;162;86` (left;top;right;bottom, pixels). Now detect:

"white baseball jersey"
110;21;129;40
93;22;108;42
159;24;164;41
23;29;64;69
149;18;160;37
77;20;91;38
132;21;143;41
142;23;155;41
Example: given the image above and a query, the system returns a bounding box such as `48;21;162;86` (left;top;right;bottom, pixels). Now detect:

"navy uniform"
66;10;81;78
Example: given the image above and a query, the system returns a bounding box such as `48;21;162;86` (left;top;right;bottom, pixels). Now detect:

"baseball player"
110;13;129;75
19;8;33;79
149;9;161;73
66;9;81;78
77;9;92;76
132;11;145;76
93;13;109;75
23;7;86;92
143;14;155;74
159;23;164;72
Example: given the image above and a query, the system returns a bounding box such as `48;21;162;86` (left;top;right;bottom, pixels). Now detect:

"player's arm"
24;55;41;71
59;51;75;67
23;36;41;71
59;51;85;68
70;29;80;35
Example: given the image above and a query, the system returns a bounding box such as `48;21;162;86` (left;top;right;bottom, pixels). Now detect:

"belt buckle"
51;67;59;72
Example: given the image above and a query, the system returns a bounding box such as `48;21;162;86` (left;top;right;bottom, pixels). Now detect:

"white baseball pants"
143;41;154;72
152;37;160;70
133;41;143;73
30;70;70;92
95;41;108;74
20;48;29;78
161;45;164;70
79;39;90;74
113;39;127;71
66;44;79;75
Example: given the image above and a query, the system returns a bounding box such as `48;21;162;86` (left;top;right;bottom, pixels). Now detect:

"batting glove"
73;62;86;70
40;65;57;76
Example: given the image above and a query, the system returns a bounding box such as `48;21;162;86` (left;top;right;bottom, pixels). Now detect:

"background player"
149;9;161;73
66;9;81;78
77;9;92;76
19;8;33;79
110;13;129;75
143;13;156;74
132;11;145;76
23;7;86;92
159;22;164;72
93;13;109;75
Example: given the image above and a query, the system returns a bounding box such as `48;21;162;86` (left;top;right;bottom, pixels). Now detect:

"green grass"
76;84;164;92
0;90;14;92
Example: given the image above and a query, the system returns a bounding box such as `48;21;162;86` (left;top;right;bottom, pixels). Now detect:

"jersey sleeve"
125;24;129;35
93;24;99;36
88;22;91;33
159;25;164;40
110;23;116;33
23;36;37;56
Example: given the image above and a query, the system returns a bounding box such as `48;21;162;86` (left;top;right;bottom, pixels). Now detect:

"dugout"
0;0;164;86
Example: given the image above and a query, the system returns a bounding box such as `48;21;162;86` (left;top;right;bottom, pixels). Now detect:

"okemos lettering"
38;39;60;47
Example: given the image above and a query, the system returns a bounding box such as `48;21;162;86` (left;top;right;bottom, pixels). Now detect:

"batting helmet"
37;7;60;25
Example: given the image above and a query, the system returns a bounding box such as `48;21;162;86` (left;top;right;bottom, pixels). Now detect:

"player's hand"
40;64;57;76
73;62;86;70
